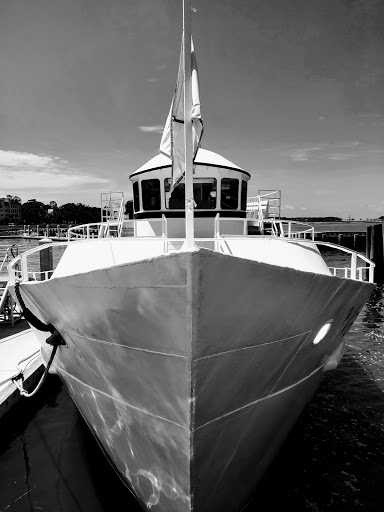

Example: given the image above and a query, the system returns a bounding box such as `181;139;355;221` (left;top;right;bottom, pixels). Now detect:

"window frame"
164;178;217;210
133;182;140;212
220;178;239;210
241;180;248;211
141;178;161;211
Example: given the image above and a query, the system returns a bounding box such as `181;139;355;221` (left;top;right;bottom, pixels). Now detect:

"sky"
0;0;383;219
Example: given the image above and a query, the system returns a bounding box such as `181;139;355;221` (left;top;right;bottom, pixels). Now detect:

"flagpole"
183;0;195;248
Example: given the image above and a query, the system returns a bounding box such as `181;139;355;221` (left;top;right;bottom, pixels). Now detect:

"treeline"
1;197;134;225
281;216;343;222
19;199;101;225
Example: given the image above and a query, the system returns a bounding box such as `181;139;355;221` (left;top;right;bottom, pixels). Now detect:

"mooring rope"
14;282;55;333
11;281;65;397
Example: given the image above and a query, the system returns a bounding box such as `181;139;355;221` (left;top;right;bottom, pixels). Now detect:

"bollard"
367;224;384;283
38;238;53;281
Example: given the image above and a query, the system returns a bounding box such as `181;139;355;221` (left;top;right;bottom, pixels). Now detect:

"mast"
183;0;195;248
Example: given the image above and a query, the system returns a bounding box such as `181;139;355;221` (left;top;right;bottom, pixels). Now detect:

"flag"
159;38;203;191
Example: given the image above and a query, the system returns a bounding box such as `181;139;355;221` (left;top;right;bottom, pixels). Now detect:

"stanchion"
366;224;384;283
38;238;53;281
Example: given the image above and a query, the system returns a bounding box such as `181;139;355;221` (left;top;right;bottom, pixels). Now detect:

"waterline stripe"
65;331;187;359
196;330;312;361
58;366;188;430
195;362;325;431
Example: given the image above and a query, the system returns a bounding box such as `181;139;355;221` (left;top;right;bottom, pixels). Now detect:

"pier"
0;224;69;240
311;221;384;253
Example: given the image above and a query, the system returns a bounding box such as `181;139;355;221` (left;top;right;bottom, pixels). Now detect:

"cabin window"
221;178;239;209
133;182;140;212
241;180;247;211
141;179;161;210
165;178;217;209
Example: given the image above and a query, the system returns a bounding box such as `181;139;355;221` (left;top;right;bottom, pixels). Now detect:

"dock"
309;222;384;252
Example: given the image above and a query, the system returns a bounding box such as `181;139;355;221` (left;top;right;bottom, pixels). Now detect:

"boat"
7;2;375;511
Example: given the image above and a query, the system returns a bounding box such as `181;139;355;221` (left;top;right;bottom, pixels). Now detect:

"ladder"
100;192;125;238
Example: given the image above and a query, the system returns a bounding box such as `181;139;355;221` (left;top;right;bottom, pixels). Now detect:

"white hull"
16;248;374;511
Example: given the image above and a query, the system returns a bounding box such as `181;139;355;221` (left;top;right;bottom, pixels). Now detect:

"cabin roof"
129;148;247;178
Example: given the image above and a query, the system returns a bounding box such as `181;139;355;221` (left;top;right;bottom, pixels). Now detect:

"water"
0;238;66;278
0;241;383;511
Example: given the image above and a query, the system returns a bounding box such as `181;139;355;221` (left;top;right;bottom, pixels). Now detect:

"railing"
270;220;315;240
278;239;374;283
0;245;18;273
67;216;315;241
247;195;270;221
246;196;314;239
7;235;374;286
1;246;21;325
8;242;69;285
67;217;166;240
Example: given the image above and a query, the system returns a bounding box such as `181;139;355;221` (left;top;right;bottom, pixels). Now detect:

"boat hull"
16;248;374;511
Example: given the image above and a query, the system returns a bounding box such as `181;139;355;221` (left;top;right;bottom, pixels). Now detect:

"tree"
20;199;47;224
57;203;100;224
5;195;21;203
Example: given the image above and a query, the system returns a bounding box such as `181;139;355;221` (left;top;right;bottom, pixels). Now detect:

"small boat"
8;3;375;511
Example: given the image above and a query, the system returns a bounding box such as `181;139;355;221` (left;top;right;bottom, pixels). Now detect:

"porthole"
313;321;333;345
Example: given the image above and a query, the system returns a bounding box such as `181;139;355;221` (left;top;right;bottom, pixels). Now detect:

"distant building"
0;197;21;224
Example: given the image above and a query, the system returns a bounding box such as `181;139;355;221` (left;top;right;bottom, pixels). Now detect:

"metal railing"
67;216;315;241
7;234;374;286
8;242;69;285
0;245;18;273
270;220;315;240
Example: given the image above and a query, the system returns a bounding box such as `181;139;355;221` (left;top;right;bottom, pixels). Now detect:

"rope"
10;245;17;259
14;282;55;333
11;281;66;398
13;344;59;397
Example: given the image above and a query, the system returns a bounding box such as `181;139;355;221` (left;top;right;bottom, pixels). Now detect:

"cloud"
0;150;65;168
0;169;109;190
326;153;356;160
285;204;295;210
0;149;111;195
287;147;321;161
286;141;384;163
138;125;164;134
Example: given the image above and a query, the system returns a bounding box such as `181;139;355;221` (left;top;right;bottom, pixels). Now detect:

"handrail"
0;245;18;273
67;216;317;241
67;218;166;240
8;242;69;285
7;236;374;285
